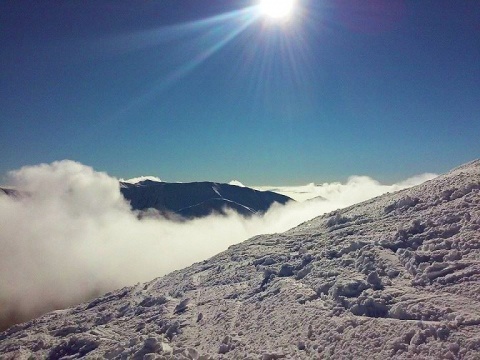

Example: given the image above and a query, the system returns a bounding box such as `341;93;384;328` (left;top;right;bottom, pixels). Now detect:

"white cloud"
229;180;246;187
256;173;438;202
120;175;162;184
0;160;436;330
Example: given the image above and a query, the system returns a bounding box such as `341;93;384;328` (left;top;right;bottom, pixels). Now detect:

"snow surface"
1;160;480;359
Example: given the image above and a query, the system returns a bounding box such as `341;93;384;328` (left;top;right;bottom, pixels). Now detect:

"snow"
1;160;480;359
212;185;222;198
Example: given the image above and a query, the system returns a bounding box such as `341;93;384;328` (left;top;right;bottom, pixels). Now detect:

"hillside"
120;181;293;219
1;160;479;359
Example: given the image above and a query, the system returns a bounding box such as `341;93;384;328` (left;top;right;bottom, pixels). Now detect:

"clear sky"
1;0;479;185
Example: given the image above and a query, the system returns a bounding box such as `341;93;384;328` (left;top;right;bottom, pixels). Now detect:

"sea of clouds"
0;160;436;330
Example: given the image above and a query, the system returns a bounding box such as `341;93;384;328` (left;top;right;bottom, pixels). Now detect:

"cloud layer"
0;161;436;330
256;173;438;202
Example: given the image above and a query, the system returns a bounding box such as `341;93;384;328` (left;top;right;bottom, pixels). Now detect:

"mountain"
120;180;293;219
0;187;20;197
1;160;480;359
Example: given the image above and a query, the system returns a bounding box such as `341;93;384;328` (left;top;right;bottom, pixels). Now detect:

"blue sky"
1;0;479;185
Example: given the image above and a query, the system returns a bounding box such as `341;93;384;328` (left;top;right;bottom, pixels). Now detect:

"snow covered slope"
120;180;293;219
1;160;480;359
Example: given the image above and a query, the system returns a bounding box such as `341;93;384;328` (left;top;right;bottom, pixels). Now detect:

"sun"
258;0;297;21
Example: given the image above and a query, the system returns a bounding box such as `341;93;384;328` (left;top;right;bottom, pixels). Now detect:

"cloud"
120;176;162;184
0;160;436;330
256;173;438;202
229;180;246;187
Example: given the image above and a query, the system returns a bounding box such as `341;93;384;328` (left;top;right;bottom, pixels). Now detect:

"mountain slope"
0;187;20;197
1;160;480;359
120;181;293;218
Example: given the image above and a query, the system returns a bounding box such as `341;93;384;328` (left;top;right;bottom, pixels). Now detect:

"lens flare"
259;0;297;20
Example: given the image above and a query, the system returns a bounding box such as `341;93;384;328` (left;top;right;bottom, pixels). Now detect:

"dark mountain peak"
120;181;293;219
0;187;21;198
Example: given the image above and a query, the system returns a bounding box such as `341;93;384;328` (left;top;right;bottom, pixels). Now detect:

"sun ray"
101;7;258;122
95;1;313;127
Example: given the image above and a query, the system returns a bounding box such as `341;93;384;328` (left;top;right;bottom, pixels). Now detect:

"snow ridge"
1;160;480;359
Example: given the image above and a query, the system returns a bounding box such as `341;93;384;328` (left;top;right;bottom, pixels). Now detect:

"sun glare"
258;0;297;20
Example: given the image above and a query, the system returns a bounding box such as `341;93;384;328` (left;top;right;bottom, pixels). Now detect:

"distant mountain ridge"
1;181;293;219
120;180;293;219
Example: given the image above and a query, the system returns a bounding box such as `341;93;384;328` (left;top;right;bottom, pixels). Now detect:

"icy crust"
1;160;480;359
